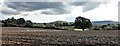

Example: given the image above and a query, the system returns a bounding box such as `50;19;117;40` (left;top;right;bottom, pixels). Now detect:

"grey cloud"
5;2;65;11
83;2;101;12
5;0;104;2
69;2;87;6
5;2;70;15
41;8;70;15
4;2;107;15
0;7;20;15
69;2;102;12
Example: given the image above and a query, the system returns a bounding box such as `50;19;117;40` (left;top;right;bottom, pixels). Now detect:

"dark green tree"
25;20;33;27
74;16;92;31
117;24;120;30
100;25;107;30
2;20;7;26
2;18;11;26
16;18;25;26
10;17;17;26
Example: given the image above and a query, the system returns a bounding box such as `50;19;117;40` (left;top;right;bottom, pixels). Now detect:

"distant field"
1;27;119;46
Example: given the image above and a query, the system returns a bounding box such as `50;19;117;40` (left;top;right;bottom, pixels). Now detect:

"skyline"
0;0;119;23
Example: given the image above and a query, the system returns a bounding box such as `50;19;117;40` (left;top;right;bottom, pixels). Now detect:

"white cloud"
2;0;119;23
81;0;118;21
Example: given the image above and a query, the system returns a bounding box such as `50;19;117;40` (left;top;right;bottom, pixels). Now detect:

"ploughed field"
1;27;119;46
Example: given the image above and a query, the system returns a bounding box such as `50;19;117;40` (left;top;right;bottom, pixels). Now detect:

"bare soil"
1;27;119;46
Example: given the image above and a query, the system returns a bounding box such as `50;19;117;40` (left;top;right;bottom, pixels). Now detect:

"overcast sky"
0;0;119;23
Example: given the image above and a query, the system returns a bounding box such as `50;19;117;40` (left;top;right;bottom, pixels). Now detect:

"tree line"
1;17;33;27
0;16;119;30
92;24;120;30
0;17;74;30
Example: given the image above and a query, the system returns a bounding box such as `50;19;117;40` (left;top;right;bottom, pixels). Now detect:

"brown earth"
1;27;119;46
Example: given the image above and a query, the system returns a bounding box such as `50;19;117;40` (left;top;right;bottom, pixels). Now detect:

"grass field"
1;27;119;46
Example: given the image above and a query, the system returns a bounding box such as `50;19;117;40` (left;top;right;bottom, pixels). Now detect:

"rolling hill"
92;21;118;25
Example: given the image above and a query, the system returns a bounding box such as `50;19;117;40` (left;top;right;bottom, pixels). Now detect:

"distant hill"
92;21;118;25
50;20;118;26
